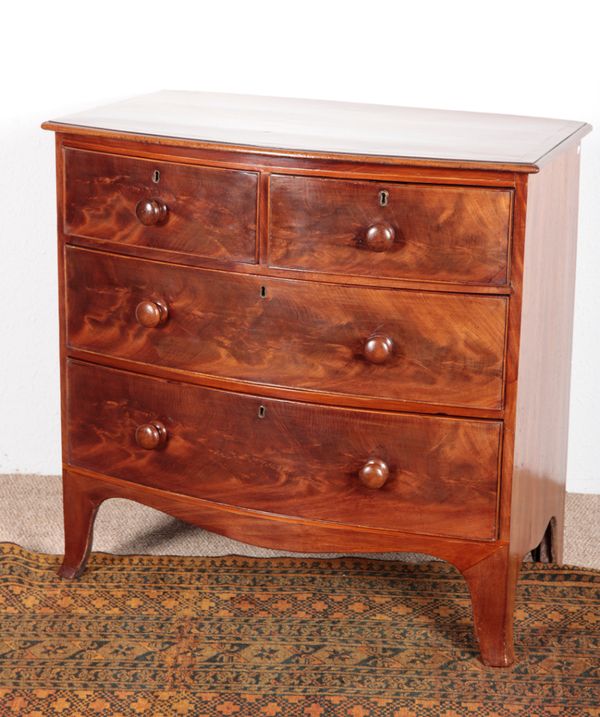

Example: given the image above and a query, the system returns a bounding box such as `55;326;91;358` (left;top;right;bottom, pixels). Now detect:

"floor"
0;474;598;568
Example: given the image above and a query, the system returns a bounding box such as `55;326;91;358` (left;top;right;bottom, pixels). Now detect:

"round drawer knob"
364;334;393;364
358;458;390;489
364;223;395;252
135;300;168;328
135;421;167;450
135;198;168;226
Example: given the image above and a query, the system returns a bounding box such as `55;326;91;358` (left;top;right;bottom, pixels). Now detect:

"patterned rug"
0;543;598;716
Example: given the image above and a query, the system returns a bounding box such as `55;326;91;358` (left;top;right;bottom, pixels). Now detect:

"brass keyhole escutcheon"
260;285;267;299
379;189;389;207
258;405;266;419
152;169;161;184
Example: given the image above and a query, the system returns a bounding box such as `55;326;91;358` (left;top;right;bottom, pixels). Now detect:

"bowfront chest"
43;92;591;667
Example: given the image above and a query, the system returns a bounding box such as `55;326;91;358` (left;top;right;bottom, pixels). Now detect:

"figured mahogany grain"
63;147;258;264
66;360;501;541
269;174;512;286
62;133;523;186
60;467;501;571
66;246;508;411
43;99;591;668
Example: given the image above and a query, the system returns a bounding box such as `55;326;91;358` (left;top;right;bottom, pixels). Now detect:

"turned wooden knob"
135;300;168;328
364;334;393;364
135;198;168;226
364;223;395;252
358;458;390;489
135;421;167;450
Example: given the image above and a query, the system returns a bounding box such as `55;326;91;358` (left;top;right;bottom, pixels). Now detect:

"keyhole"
260;285;267;298
152;169;161;184
258;405;266;418
379;190;389;207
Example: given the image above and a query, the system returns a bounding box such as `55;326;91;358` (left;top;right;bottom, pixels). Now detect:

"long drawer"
63;148;258;265
65;247;508;411
269;174;512;286
66;361;501;541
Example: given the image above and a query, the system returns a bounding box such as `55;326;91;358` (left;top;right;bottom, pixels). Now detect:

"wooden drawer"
63;148;258;264
268;175;512;286
66;247;508;411
66;361;501;541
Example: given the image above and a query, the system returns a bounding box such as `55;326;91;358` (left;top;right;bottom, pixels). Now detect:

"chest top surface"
43;90;590;171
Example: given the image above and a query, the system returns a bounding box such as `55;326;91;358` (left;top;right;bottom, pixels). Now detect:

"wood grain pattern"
66;360;501;541
63;147;258;264
57;133;527;296
509;145;582;561
54;137;70;467
64;350;505;420
59;467;501;570
61;134;523;186
66;246;508;411
43;90;591;169
461;546;520;667
43;120;592;174
43;98;591;668
58;466;102;579
494;172;528;544
269;175;513;286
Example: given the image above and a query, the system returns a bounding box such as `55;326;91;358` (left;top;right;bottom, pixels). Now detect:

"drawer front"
66;361;501;541
63;148;258;264
268;175;512;286
66;247;508;411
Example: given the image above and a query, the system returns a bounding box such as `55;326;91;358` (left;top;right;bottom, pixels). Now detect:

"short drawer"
66;361;501;541
66;247;508;411
268;175;512;286
63;148;258;264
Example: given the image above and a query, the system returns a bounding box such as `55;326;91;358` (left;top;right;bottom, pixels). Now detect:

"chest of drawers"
43;92;591;667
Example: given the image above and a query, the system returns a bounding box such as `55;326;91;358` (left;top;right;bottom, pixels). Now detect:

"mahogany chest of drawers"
43;92;591;667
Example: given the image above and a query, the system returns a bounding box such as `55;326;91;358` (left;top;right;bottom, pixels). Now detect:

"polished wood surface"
135;420;168;450
44;95;590;667
64;147;258;264
135;299;168;328
461;546;519;667
358;458;390;489
58;134;523;296
65;246;508;411
66;360;501;541
363;334;394;365
269;175;512;286
43;90;590;170
135;197;169;226
509;145;582;562
59;467;501;574
364;222;395;252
